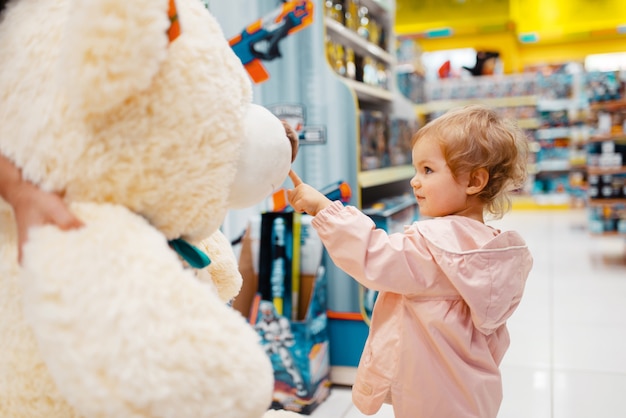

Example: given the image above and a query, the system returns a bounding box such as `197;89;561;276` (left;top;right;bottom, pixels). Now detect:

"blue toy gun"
228;0;314;84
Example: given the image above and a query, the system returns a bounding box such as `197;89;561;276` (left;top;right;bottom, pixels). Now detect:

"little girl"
287;104;533;418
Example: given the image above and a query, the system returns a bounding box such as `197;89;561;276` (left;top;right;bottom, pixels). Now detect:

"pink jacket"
312;202;533;418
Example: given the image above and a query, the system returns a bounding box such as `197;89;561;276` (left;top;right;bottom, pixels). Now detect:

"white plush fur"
0;0;298;417
228;104;293;209
196;230;243;303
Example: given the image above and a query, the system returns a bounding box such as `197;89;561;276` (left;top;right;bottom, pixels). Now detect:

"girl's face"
409;135;471;218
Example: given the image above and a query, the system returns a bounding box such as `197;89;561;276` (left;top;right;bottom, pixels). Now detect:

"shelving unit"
358;165;414;188
324;18;395;66
414;94;538;115
404;72;625;210
341;77;394;102
252;0;417;387
324;0;417;210
584;98;626;235
323;0;418;386
529;97;590;208
587;164;626;176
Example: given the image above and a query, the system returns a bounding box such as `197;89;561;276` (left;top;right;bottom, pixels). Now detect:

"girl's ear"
466;168;489;195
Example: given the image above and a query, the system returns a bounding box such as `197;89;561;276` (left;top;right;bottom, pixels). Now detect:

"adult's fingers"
57;214;84;230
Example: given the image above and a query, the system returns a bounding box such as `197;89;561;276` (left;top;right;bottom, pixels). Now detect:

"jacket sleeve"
311;201;442;294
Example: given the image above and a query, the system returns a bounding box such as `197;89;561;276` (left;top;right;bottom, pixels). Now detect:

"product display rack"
531;97;590;208
585;99;626;235
324;0;418;386
324;0;416;207
406;71;626;211
249;0;416;387
324;16;394;103
415;95;538;119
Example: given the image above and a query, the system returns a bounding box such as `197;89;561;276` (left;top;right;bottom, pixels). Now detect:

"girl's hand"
287;170;332;216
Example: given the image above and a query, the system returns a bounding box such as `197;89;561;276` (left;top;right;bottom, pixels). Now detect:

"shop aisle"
309;208;626;418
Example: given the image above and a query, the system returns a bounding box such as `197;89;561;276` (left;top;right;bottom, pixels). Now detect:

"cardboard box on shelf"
235;213;330;415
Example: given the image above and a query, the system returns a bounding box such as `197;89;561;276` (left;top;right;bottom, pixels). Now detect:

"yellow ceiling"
395;0;626;43
512;0;626;42
396;0;510;36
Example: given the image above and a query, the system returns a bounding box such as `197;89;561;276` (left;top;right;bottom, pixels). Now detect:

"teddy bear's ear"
59;0;170;114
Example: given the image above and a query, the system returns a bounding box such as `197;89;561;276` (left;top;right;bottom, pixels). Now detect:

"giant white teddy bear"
0;0;303;417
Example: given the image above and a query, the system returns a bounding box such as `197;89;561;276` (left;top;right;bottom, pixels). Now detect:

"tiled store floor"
308;209;626;418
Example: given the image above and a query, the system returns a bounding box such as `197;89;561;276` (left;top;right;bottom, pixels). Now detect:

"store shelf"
586;166;626;175
570;163;587;171
588;198;626;206
589;99;626;111
511;195;571;211
588;134;626;143
358;165;414;188
362;193;416;217
414;95;537;115
325;19;395;65
536;97;589;111
400;68;626;234
532;193;573;208
342;78;394;103
535;160;572;172
517;118;541;129
584;89;626;233
589;230;626;236
323;0;414;208
536;127;571;140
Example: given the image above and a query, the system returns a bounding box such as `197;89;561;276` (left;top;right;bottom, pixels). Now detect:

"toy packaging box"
360;110;389;171
388;118;415;166
236;212;330;415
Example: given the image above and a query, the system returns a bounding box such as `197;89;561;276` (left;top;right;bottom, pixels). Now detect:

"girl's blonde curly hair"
411;104;529;219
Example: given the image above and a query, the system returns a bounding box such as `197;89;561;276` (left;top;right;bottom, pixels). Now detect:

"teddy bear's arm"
194;229;243;304
19;202;275;418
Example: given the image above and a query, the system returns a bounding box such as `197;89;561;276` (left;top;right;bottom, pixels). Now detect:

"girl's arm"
288;170;438;294
313;202;439;295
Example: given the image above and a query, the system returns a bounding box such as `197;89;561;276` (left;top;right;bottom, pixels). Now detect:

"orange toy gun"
270;180;352;213
229;1;314;84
